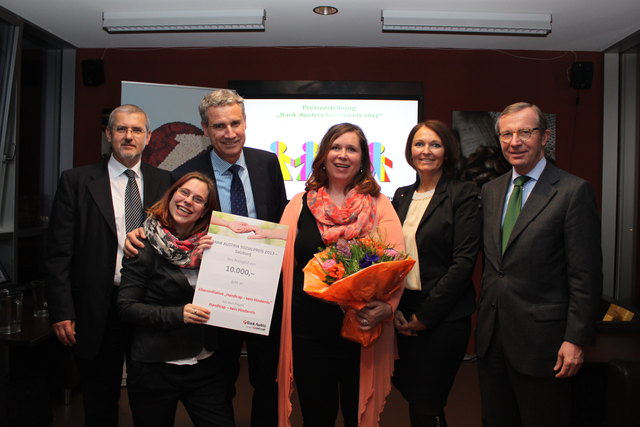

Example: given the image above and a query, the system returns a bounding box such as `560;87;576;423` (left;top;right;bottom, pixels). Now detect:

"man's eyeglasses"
176;188;206;206
498;128;540;143
112;126;147;136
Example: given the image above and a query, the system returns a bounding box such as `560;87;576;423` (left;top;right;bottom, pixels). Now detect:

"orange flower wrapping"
303;255;415;347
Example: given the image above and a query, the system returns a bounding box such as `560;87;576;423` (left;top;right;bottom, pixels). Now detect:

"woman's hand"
356;300;392;331
227;221;252;233
394;311;426;336
193;234;213;258
183;304;211;324
209;216;252;233
124;227;146;258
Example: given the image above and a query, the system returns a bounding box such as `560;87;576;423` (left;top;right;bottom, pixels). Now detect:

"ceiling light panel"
381;10;552;35
103;10;266;33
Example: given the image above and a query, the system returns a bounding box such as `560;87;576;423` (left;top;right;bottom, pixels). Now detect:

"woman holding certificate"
118;172;234;427
277;123;405;427
391;121;481;427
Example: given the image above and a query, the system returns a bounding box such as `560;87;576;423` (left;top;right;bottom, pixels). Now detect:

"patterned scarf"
307;187;376;244
144;216;206;269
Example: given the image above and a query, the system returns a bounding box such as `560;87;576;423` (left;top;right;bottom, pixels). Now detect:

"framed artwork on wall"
0;261;9;284
453;110;556;187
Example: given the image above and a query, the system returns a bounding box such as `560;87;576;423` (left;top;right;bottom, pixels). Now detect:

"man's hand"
52;320;76;346
124;227;146;258
554;341;584;378
393;311;425;336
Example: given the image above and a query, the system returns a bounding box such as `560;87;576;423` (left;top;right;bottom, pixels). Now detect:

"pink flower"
322;259;337;270
384;248;400;259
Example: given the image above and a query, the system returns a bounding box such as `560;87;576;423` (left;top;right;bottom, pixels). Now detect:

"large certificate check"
193;211;288;335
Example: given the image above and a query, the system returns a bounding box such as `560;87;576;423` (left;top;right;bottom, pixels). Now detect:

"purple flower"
359;253;380;269
336;239;351;257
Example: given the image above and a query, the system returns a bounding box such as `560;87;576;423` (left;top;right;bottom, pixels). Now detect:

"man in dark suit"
173;89;287;427
45;105;172;426
476;102;602;427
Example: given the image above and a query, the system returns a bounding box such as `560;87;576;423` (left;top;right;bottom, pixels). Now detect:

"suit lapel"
140;163;170;209
486;173;511;258
417;177;448;228
395;177;449;229
87;160;117;237
141;163;159;209
394;183;416;223
504;163;559;253
244;149;267;219
203;152;222;210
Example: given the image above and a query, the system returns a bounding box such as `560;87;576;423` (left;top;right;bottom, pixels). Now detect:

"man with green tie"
476;102;602;427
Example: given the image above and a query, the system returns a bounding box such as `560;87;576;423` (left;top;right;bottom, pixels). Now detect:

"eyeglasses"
498;128;540;143
176;188;206;206
112;126;147;136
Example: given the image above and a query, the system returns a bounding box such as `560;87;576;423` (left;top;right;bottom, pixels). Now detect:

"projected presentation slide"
244;98;418;199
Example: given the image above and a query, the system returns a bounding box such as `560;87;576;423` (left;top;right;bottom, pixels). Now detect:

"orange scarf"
307;187;376;244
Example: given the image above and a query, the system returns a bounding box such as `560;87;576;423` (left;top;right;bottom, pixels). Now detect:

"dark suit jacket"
172;146;287;223
118;243;217;362
45;159;172;359
392;176;481;328
477;161;602;376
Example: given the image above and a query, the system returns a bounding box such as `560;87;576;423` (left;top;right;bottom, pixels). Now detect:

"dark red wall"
74;47;604;202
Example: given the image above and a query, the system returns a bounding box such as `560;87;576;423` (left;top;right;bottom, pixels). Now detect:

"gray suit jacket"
476;161;602;376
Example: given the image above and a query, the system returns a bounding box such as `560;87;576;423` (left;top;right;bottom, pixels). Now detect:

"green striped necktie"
502;175;531;254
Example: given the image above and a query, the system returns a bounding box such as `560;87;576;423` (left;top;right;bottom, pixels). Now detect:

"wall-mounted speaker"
570;61;593;90
81;59;104;87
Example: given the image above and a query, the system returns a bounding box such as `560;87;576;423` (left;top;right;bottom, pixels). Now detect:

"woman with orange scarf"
277;123;405;427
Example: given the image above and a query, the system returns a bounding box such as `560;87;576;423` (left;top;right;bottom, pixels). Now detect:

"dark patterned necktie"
502;175;531;254
229;164;248;217
124;169;144;232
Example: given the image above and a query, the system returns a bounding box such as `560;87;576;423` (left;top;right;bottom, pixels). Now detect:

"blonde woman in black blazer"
118;172;233;427
392;121;481;427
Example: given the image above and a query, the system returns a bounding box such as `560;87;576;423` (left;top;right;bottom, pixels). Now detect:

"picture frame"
0;261;10;284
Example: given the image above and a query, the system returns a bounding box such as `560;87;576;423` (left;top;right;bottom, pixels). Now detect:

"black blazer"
45;159;172;359
118;242;217;363
477;162;603;376
392;176;481;329
172;146;288;223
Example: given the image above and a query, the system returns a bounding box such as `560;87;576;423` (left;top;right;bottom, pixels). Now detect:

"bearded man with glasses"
476;102;603;427
45;104;172;426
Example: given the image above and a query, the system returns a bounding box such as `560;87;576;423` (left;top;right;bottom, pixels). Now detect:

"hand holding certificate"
193;211;288;335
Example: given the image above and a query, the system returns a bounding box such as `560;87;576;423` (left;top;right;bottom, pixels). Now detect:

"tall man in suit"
45;105;172;426
173;89;287;426
476;102;602;427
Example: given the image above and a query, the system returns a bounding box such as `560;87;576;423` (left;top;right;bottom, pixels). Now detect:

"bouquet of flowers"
303;237;415;347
